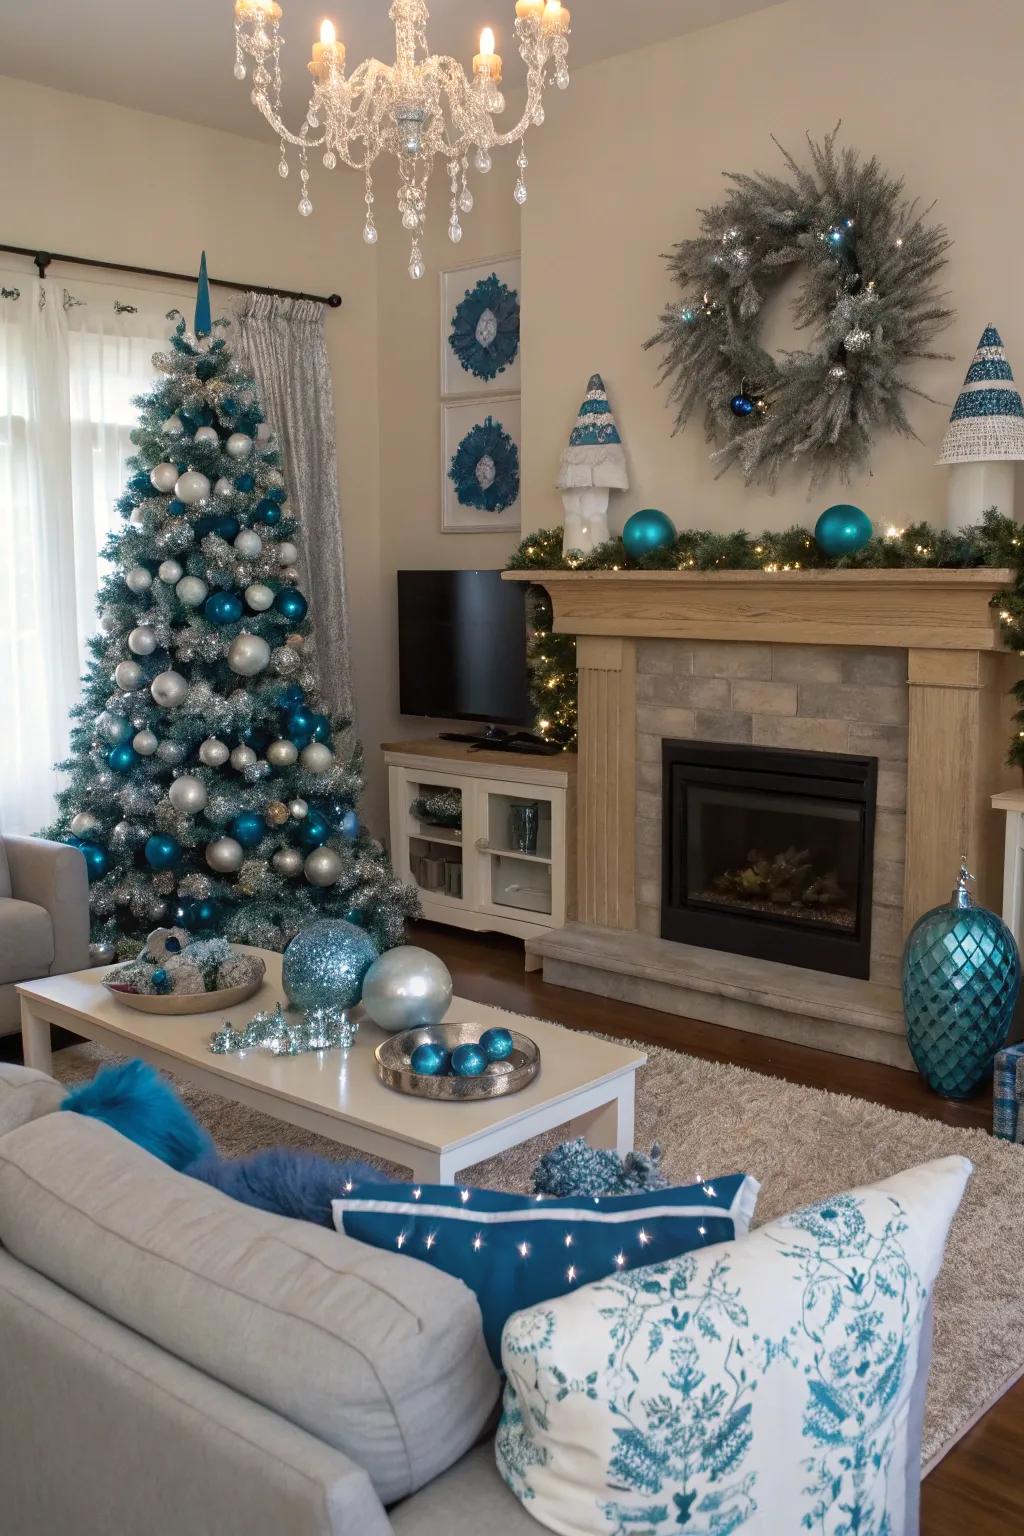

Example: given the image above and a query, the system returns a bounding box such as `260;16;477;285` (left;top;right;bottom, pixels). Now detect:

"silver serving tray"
375;1021;540;1101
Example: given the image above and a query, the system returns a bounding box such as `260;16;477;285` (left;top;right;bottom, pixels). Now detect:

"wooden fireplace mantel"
504;566;1022;937
503;567;1016;650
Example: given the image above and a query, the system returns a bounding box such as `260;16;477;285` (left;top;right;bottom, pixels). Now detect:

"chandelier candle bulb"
309;18;345;79
474;28;502;83
541;0;570;34
516;0;544;18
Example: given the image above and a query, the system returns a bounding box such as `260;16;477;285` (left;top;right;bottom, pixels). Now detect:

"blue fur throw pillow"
62;1059;213;1171
188;1146;382;1228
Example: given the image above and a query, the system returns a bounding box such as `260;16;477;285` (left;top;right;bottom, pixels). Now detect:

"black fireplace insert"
661;740;878;979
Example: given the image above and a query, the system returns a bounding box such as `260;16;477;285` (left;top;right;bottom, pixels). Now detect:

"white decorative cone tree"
556;374;629;554
938;325;1024;529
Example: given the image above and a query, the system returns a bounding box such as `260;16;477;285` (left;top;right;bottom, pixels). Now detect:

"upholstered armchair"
0;837;90;1038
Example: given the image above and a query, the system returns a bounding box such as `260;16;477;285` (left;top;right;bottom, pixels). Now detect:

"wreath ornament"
449;273;521;381
449;415;520;512
646;130;953;489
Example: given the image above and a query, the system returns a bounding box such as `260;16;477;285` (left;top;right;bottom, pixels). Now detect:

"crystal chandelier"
232;0;571;279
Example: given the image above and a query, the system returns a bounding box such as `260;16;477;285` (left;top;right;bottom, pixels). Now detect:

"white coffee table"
18;949;645;1183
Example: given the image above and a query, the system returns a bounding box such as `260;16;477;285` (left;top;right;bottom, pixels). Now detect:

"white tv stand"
383;739;577;965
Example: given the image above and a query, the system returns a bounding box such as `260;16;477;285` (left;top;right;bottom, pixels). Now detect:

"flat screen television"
397;570;534;726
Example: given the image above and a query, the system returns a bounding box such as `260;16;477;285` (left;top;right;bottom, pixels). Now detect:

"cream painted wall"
0;73;393;831
520;0;1024;536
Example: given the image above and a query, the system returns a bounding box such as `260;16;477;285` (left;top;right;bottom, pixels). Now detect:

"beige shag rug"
54;1030;1024;1473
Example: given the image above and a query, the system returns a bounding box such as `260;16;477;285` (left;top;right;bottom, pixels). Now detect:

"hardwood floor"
411;920;1024;1536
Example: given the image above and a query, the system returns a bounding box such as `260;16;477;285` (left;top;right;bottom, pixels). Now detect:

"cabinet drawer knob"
474;837;491;852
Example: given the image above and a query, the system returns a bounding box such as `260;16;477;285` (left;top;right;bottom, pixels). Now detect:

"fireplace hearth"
662;740;878;979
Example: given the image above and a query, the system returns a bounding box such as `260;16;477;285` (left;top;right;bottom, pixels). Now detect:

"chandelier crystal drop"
233;0;571;279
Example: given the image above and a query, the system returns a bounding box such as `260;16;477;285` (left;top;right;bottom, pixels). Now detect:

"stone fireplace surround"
504;568;1021;1069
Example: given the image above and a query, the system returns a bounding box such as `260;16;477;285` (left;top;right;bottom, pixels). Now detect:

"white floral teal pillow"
497;1156;970;1536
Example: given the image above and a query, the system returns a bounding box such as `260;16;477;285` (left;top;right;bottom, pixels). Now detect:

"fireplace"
662;740;878;979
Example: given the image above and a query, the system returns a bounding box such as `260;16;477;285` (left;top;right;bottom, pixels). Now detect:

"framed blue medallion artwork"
442;395;522;533
441;256;521;398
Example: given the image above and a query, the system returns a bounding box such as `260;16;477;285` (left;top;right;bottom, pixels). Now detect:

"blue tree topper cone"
903;859;1021;1099
195;251;212;338
814;504;872;557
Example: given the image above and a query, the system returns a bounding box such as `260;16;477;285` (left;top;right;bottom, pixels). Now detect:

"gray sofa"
0;835;90;1037
0;1063;542;1536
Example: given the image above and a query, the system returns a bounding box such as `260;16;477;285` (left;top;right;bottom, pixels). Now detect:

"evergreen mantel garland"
645;129;953;489
508;511;1024;765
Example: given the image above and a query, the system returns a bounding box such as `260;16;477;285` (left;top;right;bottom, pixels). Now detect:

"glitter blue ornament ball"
144;833;181;871
410;1042;450;1077
479;1026;514;1063
282;919;379;1014
77;840;110;883
274;588;308;624
231;812;265;848
451;1043;488;1078
621;508;677;560
107;743;137;774
814;504;873;558
205;591;244;625
729;393;755;417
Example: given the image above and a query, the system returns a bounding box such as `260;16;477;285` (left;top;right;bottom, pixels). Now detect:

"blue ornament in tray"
903;860;1021;1099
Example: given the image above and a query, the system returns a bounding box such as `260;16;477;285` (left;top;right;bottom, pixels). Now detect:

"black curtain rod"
0;244;342;309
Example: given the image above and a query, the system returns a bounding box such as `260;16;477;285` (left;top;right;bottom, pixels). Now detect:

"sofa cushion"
0;898;54;984
496;1156;970;1536
0;1112;499;1504
390;1442;540;1535
0;1065;66;1138
0;839;10;899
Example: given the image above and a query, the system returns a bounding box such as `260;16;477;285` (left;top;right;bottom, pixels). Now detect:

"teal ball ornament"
410;1042;450;1077
903;863;1021;1099
451;1043;487;1078
814;504;872;558
107;743;137;774
479;1026;514;1063
282;919;379;1014
274;588;308;624
231;812;265;848
204;591;244;626
621;508;677;560
77;841;111;883
144;833;181;871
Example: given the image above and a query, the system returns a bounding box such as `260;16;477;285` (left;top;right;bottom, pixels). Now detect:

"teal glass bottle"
903;860;1021;1099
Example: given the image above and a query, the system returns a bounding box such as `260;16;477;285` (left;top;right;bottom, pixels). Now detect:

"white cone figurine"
938;325;1024;529
556;374;629;554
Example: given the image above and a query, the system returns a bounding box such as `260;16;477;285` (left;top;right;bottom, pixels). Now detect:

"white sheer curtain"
0;275;181;832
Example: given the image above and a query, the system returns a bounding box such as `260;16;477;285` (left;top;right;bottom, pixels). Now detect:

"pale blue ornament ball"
814;504;872;557
361;945;453;1032
282;920;379;1014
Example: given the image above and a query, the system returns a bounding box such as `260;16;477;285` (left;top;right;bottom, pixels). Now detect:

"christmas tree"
46;259;417;962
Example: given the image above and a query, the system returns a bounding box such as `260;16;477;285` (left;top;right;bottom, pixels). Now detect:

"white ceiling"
0;0;786;140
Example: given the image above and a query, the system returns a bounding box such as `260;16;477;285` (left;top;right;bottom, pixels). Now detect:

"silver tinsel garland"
209;1002;358;1055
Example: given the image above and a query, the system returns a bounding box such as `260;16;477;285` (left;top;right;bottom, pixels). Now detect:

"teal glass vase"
903;861;1021;1099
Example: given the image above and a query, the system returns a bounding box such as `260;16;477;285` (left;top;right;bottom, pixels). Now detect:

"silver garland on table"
645;128;953;490
209;1002;358;1055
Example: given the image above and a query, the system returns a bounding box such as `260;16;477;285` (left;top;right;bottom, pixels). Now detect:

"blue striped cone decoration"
557;374;630;491
937;324;1024;464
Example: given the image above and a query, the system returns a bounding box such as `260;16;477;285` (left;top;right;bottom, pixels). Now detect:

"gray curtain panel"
234;294;352;719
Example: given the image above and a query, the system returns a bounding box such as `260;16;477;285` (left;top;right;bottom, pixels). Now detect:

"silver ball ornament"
289;798;309;820
230;744;257;771
114;660;144;691
361;946;454;1032
98;711;132;743
125;566;153;594
174;470;212;504
89;940;117;966
272;847;304;877
266;468;285;489
300;742;334;774
234;529;263;559
244;582;275;612
99;610;118;634
168;775;208;815
277;541;298;566
129;508;147;528
176;575;208;608
206;836;244;873
158;559;184;584
132;730;159;756
214;477;234;497
303;846;344;887
156;741;187;765
199;737;230;767
150;462;179;493
225;432;253;460
162;415;184;438
150;669;189;708
128;625;158;657
193;426;219;445
70;811;100;838
266;739;299;767
227;633;271;677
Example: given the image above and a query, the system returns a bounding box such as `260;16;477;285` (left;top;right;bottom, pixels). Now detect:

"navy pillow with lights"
332;1174;759;1366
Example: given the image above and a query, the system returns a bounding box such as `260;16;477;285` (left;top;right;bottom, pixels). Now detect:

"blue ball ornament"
167;499;187;517
338;809;360;841
107;743;137;774
129;473;151;496
479;1026;514;1063
77;841;111;884
279;684;305;708
729;393;755;417
231;812;265;849
236;474;255;493
410;1042;451;1077
190;898;220;931
281;919;379;1013
451;1043;487;1078
151;967;170;992
309;713;332;744
274;588;308;624
144;833;182;871
296;811;330;849
814;504;873;558
204;591;244;625
621;508;678;560
196;514;241;542
253;499;282;526
240;725;272;753
286;706;316;746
